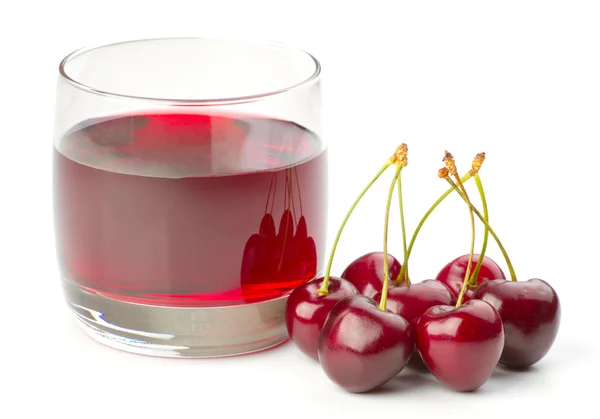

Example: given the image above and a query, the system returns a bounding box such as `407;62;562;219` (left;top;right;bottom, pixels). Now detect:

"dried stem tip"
438;167;450;178
470;152;486;176
394;143;408;167
442;150;457;176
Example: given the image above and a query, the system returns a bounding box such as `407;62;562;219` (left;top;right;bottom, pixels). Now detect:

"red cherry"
285;276;358;361
435;254;506;302
472;278;560;369
341;252;402;298
318;295;415;393
373;279;455;369
416;299;504;391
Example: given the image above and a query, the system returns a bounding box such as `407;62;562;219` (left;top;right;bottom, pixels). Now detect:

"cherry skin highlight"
472;278;560;369
341;252;402;298
416;299;504;392
373;279;455;369
435;254;506;302
318;295;415;393
285;276;359;361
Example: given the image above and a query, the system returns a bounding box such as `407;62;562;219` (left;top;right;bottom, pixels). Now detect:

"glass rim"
58;36;322;106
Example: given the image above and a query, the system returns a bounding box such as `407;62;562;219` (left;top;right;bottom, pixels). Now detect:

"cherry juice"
53;112;327;307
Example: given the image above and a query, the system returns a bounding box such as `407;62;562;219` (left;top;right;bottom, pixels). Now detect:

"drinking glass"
52;37;326;357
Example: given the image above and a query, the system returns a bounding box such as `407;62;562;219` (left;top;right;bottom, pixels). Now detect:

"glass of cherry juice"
52;38;327;357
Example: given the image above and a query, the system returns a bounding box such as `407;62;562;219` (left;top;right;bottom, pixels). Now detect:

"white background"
1;0;598;417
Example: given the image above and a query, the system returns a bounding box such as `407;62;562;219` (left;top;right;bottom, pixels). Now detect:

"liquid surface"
53;112;327;306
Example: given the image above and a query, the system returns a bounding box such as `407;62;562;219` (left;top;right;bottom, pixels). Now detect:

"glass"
52;37;326;357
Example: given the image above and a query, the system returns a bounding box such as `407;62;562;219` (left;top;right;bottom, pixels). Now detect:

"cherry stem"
396;163;409;285
395;172;473;285
318;158;395;296
450;173;476;308
468;174;489;286
446;181;517;282
379;166;401;311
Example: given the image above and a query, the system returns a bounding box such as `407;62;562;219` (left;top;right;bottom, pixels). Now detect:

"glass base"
61;279;289;358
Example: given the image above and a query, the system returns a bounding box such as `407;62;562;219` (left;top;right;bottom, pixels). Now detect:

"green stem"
468;174;489;286
395;172;473;285
396;164;409;285
450;176;476;308
446;182;517;282
318;159;394;295
379;166;401;311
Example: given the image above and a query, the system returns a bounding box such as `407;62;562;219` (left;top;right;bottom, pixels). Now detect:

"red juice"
53;112;327;307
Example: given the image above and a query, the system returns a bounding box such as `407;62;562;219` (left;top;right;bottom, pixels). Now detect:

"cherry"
435;254;506;302
319;152;414;392
441;150;561;370
341;251;402;298
414;151;504;391
285;276;358;360
373;279;455;368
416;299;504;391
318;295;414;393
472;278;560;369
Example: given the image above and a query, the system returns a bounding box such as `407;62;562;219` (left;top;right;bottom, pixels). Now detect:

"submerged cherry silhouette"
259;212;276;241
241;169;317;302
